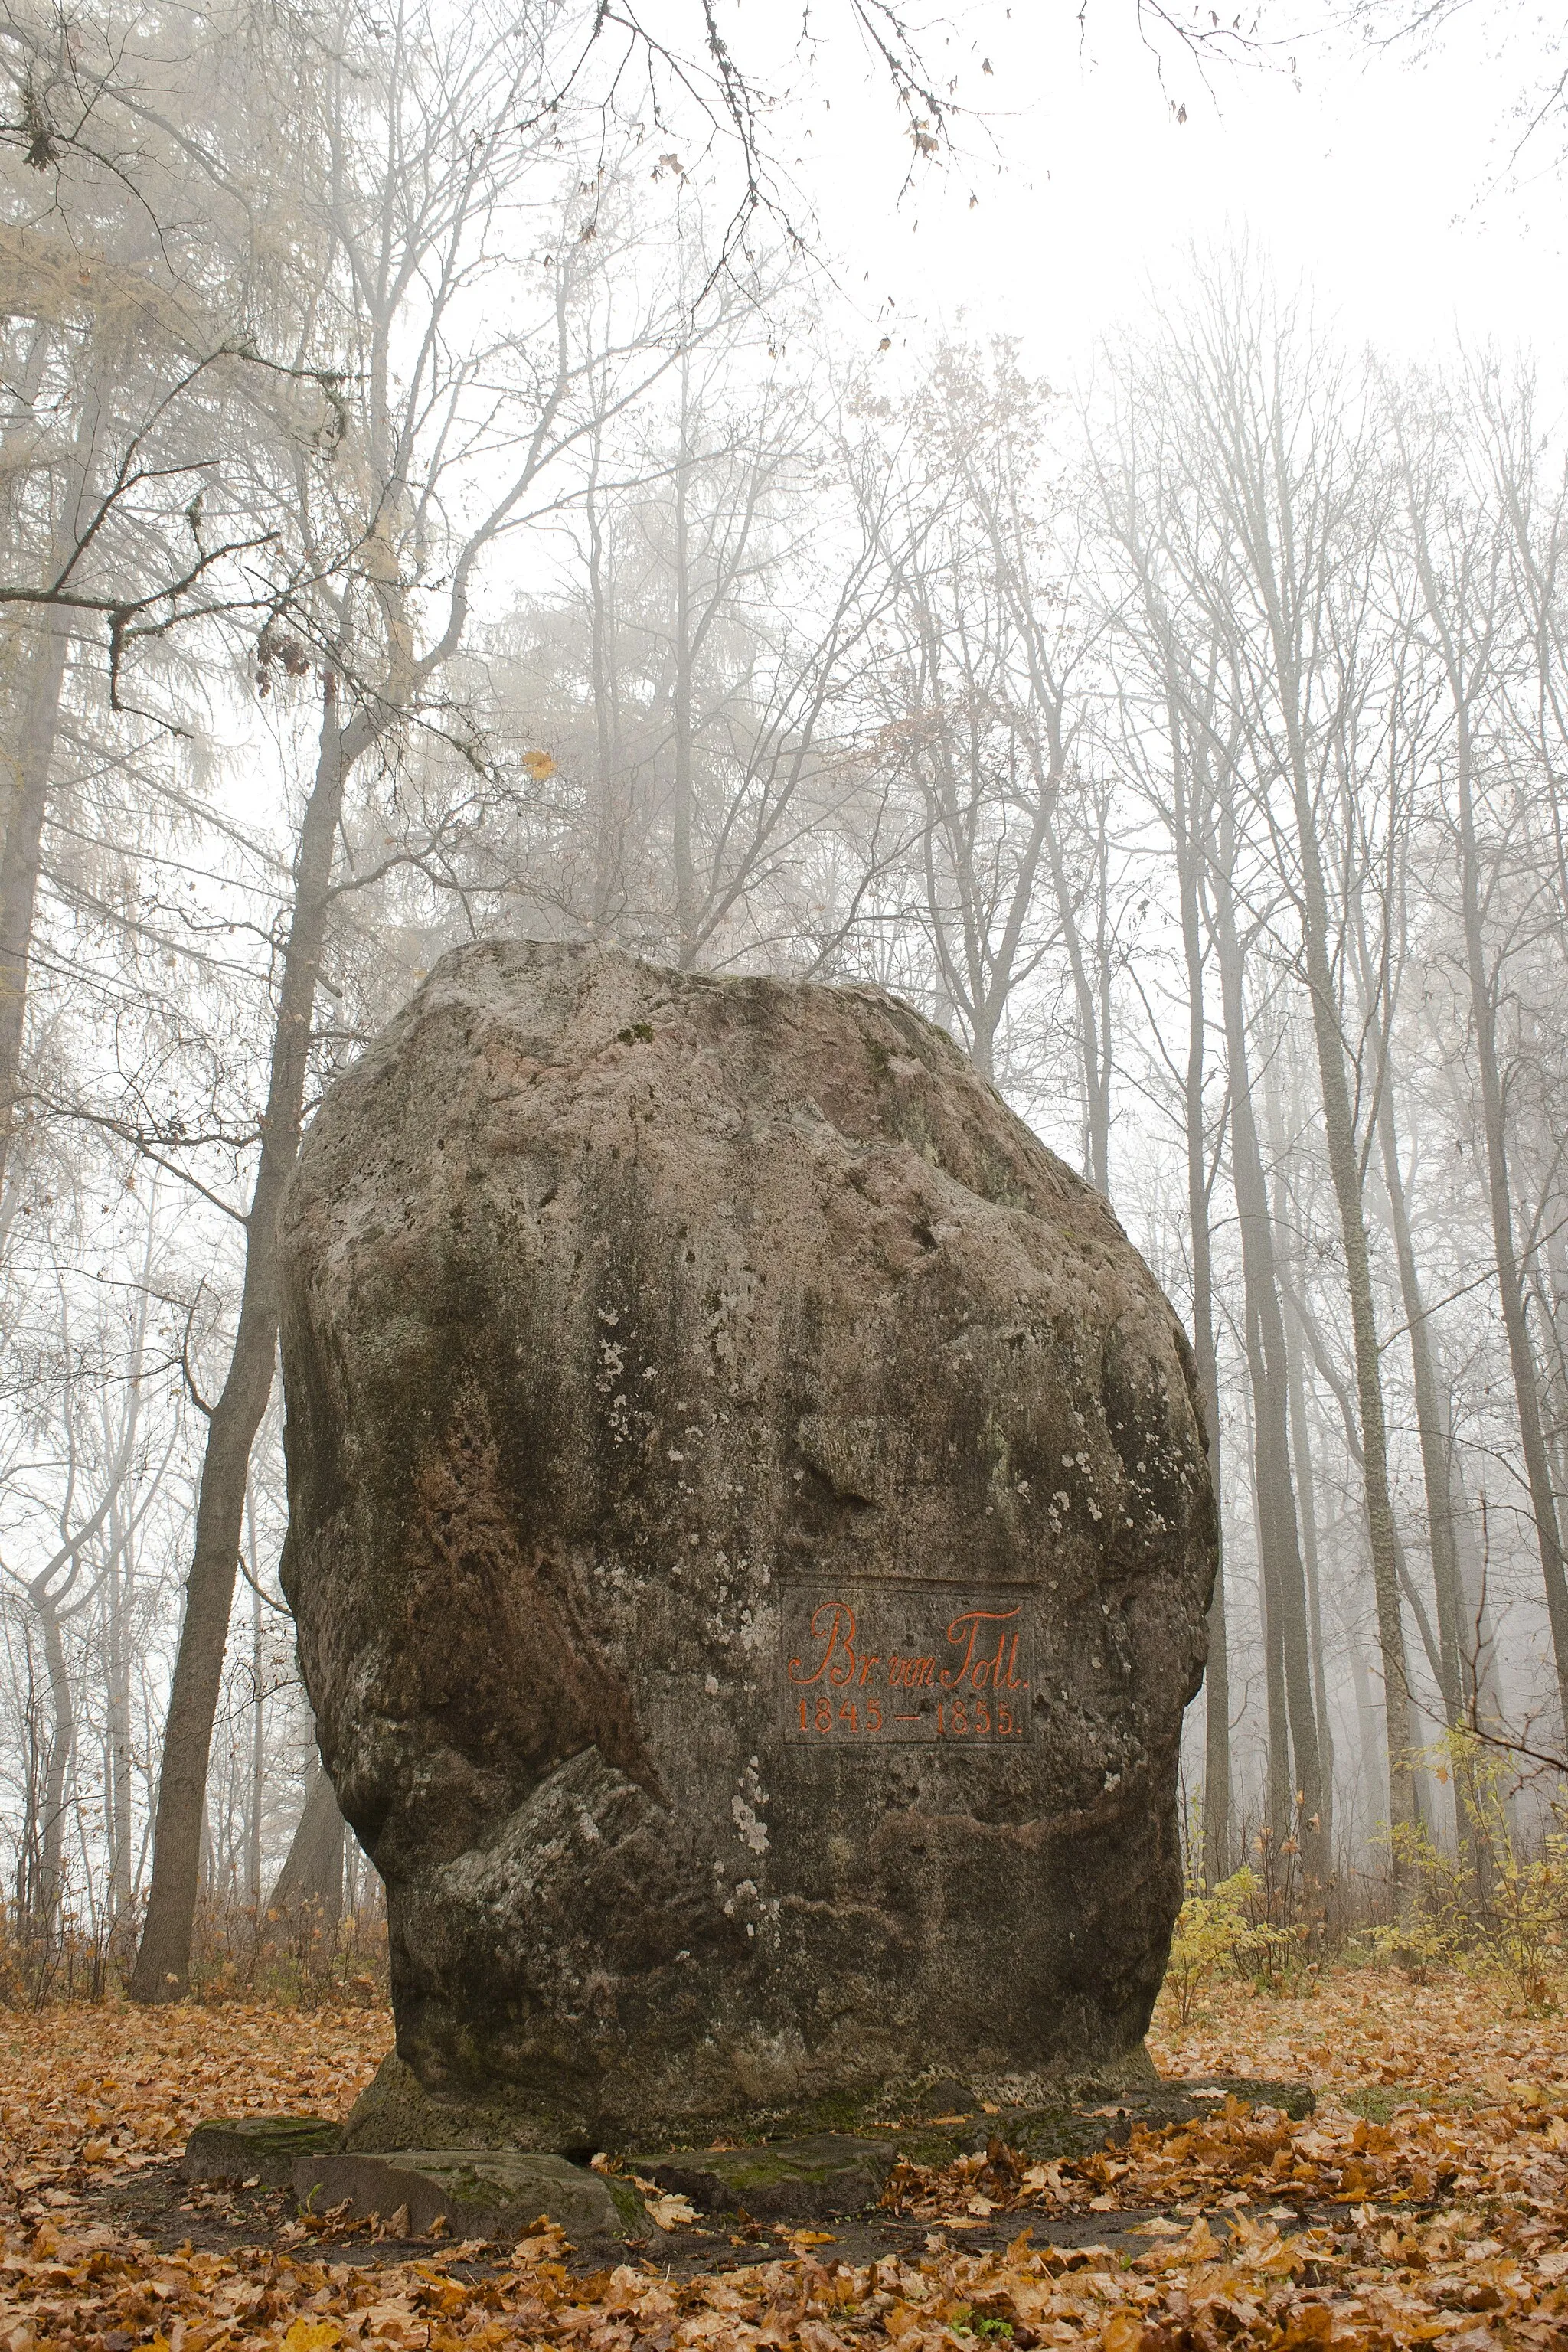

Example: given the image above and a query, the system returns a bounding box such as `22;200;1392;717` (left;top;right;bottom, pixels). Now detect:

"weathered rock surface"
278;941;1216;2151
292;2148;639;2243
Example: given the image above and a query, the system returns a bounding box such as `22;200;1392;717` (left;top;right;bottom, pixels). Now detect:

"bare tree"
1093;378;1236;1881
1390;368;1568;1743
1166;266;1420;1866
863;344;1099;1110
475;297;900;974
130;0;691;1999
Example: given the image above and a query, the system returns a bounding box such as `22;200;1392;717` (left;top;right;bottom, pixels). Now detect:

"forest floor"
5;1967;1568;2348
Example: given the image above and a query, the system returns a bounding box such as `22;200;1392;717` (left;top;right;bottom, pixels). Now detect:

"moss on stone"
183;2117;344;2187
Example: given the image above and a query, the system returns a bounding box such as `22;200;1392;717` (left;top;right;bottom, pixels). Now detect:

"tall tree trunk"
246;1485;265;1911
1287;766;1417;1863
1372;1069;1488;1877
1283;1295;1334;1860
1446;1408;1506;1728
1044;820;1110;1195
106;1511;134;1919
33;1592;74;1939
1091;808;1116;1193
1201;1568;1231;1884
1212;811;1327;1896
0;611;72;1213
1343;1600;1387;1846
1262;1040;1338;1866
0;368;106;1219
1375;1070;1466;1725
269;1753;345;1928
130;678;348;2001
1248;1349;1293;1847
586;464;629;936
1453;733;1568;1736
671;360;698;968
1171;729;1229;1884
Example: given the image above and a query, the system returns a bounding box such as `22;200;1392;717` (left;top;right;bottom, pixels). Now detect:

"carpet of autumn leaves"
6;1969;1568;2350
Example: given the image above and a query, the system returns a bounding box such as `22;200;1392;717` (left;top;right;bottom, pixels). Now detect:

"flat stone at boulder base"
292;2149;641;2243
279;942;1218;2150
637;2135;899;2222
1148;2077;1315;2123
632;2077;1315;2217
891;2077;1317;2166
182;2117;342;2187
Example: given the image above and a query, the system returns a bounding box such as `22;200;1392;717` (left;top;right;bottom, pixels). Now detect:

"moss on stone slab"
633;2135;897;2221
629;2076;1315;2218
183;2117;343;2187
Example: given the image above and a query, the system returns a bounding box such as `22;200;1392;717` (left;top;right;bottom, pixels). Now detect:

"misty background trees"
5;0;1568;1998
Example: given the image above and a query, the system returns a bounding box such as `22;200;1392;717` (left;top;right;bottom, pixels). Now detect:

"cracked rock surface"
277;941;1216;2151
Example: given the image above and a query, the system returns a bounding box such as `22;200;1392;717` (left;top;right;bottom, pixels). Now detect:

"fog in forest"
5;0;1568;2000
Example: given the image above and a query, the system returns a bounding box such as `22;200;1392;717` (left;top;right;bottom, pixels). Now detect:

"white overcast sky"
769;2;1565;377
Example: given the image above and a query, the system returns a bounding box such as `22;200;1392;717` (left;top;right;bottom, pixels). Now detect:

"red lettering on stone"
784;1587;1031;1745
789;1602;859;1688
940;1608;1021;1692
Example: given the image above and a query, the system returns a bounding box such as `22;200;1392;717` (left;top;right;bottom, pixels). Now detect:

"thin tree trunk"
106;1508;134;1919
1372;1070;1482;1903
1092;808;1116;1193
1212;812;1327;1894
1239;1360;1291;1843
1284;1309;1334;1860
1446;1408;1505;1730
1252;1335;1292;1847
130;678;349;2001
270;1753;346;1927
0;368;105;1219
671;360;697;967
34;1594;73;1938
1261;1038;1339;1871
246;1485;265;1911
1289;770;1417;1862
1454;736;1568;1736
1376;1073;1466;1724
1344;1603;1387;1849
586;462;629;936
0;611;71;1212
1171;730;1229;1883
1044;819;1110;1195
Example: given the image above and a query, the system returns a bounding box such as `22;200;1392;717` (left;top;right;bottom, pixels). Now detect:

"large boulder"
278;941;1214;2151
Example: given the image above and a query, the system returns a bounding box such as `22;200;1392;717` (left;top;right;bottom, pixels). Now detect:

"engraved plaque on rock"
780;1578;1034;1747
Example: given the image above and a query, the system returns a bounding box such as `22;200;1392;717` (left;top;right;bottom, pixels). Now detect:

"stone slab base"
181;2078;1312;2233
628;2078;1313;2220
292;2148;642;2244
182;2118;344;2188
635;2135;898;2223
944;2076;1315;2164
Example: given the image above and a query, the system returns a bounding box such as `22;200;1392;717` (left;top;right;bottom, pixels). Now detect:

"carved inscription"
780;1579;1034;1746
